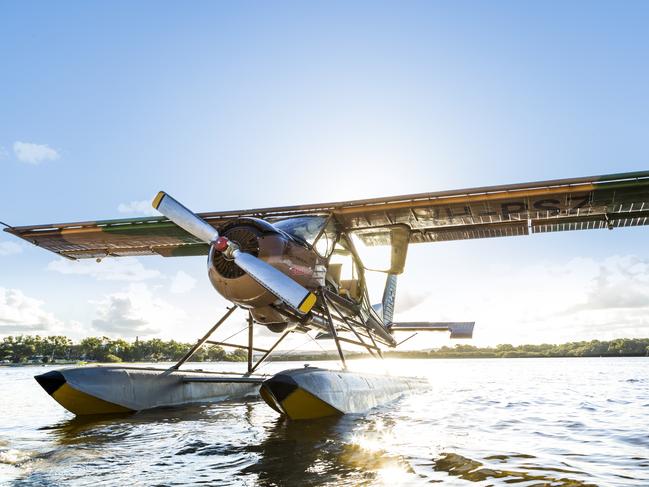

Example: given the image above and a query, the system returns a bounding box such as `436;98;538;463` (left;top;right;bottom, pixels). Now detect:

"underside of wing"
340;171;649;246
4;217;213;259
6;170;649;259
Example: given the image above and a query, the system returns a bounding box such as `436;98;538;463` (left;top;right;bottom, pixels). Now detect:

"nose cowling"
207;221;284;308
209;224;261;279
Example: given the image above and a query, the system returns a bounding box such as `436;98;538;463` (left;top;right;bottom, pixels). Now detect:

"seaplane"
5;170;649;419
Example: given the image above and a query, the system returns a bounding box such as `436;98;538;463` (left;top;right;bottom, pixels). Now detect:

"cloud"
567;255;649;311
170;271;196;294
117;200;159;217
0;241;22;256
13;141;60;165
394;288;429;314
393;254;649;347
0;288;63;333
91;284;185;337
47;257;161;281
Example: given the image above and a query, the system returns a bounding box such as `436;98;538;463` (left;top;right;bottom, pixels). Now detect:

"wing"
6;170;649;259
4;216;213;259
339;170;649;245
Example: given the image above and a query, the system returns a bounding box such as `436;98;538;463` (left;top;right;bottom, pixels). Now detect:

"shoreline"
2;354;648;367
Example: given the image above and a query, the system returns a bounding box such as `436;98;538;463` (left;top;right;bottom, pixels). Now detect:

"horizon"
3;334;648;364
5;332;649;347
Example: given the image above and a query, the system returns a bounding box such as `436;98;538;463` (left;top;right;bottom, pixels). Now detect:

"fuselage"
205;216;395;344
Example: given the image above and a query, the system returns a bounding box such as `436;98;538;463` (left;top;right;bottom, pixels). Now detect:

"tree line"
1;335;648;364
257;338;649;361
0;335;248;364
387;338;649;359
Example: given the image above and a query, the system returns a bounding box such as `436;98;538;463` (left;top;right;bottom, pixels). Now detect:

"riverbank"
2;336;648;364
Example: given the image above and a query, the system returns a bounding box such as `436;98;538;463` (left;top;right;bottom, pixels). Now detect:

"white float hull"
35;366;263;415
260;367;430;420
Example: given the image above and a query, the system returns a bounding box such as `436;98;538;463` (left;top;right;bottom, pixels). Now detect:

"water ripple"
2;357;648;485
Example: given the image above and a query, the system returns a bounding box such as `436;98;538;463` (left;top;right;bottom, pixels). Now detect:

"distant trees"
2;335;649;364
416;338;649;359
0;335;257;364
207;345;226;361
230;349;248;362
0;336;35;363
0;335;74;363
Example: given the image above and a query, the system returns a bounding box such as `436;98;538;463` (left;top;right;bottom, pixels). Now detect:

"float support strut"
250;330;290;374
320;290;347;369
325;294;382;359
247;312;254;374
169;306;237;371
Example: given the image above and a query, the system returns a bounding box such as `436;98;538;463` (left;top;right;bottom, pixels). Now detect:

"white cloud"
394;288;429;314
0;241;22;256
13;141;60;165
117;200;159;217
393;254;649;347
567;255;649;311
0;288;63;333
47;257;162;281
91;283;185;338
170;271;197;294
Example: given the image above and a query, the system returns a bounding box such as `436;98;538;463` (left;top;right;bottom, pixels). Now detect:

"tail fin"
380;273;398;325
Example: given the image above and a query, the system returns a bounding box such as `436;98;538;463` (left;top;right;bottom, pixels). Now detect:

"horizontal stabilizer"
389;322;475;339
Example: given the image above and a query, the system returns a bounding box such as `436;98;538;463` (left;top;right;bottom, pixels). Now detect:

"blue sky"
1;1;649;349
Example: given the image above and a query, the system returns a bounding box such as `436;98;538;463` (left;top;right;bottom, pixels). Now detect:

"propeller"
152;191;317;315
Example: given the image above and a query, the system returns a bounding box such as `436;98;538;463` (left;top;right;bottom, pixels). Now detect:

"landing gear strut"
167;306;292;375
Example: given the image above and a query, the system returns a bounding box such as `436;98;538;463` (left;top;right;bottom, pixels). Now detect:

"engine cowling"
207;218;325;310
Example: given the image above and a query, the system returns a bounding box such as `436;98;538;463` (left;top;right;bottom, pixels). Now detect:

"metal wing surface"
5;171;649;259
336;170;649;246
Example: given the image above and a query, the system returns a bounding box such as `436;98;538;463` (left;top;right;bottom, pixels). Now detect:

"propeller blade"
152;191;218;244
233;250;317;314
152;191;316;314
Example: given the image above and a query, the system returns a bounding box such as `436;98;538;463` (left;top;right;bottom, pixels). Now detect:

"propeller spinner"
152;192;317;315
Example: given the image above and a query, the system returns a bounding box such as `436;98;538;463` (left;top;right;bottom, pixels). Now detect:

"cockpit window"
274;216;327;245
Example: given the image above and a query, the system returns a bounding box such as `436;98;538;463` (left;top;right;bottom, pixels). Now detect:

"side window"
349;230;391;272
350;225;409;274
327;237;363;301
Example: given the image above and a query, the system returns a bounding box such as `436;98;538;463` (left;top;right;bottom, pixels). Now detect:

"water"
1;357;648;486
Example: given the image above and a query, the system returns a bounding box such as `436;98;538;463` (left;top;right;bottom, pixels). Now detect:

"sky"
1;1;649;351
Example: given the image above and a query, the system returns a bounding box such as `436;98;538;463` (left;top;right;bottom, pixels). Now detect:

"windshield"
274;216;327;245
